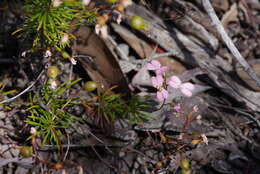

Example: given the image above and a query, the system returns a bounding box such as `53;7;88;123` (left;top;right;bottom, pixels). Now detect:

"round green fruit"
104;0;117;4
180;158;189;170
83;81;98;92
19;146;33;158
61;51;70;59
129;16;145;30
47;65;59;79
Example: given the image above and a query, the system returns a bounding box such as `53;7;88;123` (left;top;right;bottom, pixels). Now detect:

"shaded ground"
0;0;260;174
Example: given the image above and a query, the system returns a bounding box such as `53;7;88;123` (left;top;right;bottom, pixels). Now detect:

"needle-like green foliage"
25;79;82;147
83;86;151;126
14;0;95;51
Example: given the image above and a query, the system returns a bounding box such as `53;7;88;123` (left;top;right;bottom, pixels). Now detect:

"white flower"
70;57;77;65
196;115;202;120
53;0;62;7
48;79;58;89
61;33;69;44
44;50;52;58
30;127;37;135
82;0;91;6
121;0;132;7
193;105;199;112
78;167;83;174
21;51;27;57
201;134;208;145
95;24;108;38
116;12;122;24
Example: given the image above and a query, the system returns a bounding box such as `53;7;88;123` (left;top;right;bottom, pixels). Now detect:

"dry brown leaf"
213;0;229;11
72;26;131;95
236;59;260;92
111;23;187;75
221;3;238;29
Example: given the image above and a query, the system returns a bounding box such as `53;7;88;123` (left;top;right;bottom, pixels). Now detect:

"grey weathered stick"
0;69;44;104
202;0;260;87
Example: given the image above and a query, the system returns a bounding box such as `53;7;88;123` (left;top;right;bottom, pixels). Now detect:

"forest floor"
0;0;260;174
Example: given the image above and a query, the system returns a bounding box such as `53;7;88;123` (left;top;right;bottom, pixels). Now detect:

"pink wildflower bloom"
168;76;182;88
193;105;199;112
146;60;168;75
173;103;181;112
155;66;168;75
168;76;194;97
146;60;161;70
157;88;168;101
180;82;194;97
151;75;163;88
151;75;168;101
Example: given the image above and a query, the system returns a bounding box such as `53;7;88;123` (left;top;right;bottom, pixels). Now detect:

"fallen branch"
0;68;45;104
202;0;260;87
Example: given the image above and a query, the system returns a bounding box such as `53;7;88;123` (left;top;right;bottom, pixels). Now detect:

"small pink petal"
151;77;158;88
193;105;199;112
146;63;156;70
174;103;181;112
156;91;164;101
181;88;192;97
161;88;169;99
151;75;163;88
151;60;161;68
155;66;169;75
146;60;161;70
168;76;182;88
181;82;194;90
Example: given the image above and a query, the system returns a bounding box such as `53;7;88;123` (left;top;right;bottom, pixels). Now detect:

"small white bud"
48;79;58;89
61;33;69;44
44;50;52;58
95;24;108;38
201;134;208;145
122;0;132;7
53;0;62;7
21;51;27;57
30;127;37;135
196;115;202;120
70;57;77;65
193;105;199;112
82;0;90;6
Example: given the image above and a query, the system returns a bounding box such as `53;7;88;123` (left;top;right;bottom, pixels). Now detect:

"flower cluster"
146;60;195;101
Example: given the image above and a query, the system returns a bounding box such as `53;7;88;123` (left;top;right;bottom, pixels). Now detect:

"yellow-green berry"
61;51;70;59
104;0;117;4
180;158;189;170
19;146;33;158
47;65;59;79
83;81;98;92
129;16;145;30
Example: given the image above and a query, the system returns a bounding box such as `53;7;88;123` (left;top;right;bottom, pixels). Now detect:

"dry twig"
202;0;260;87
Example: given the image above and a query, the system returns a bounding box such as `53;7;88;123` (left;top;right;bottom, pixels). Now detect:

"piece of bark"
221;3;238;29
111;23;187;75
72;26;131;96
159;0;219;50
126;4;260;111
111;23;152;59
236;60;260;91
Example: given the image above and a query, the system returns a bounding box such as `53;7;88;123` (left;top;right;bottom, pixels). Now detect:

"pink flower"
155;66;168;75
151;75;163;88
180;82;194;97
156;88;169;101
168;76;182;88
146;60;168;75
193;105;199;112
146;60;161;70
168;76;194;97
173;103;181;112
151;75;168;101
